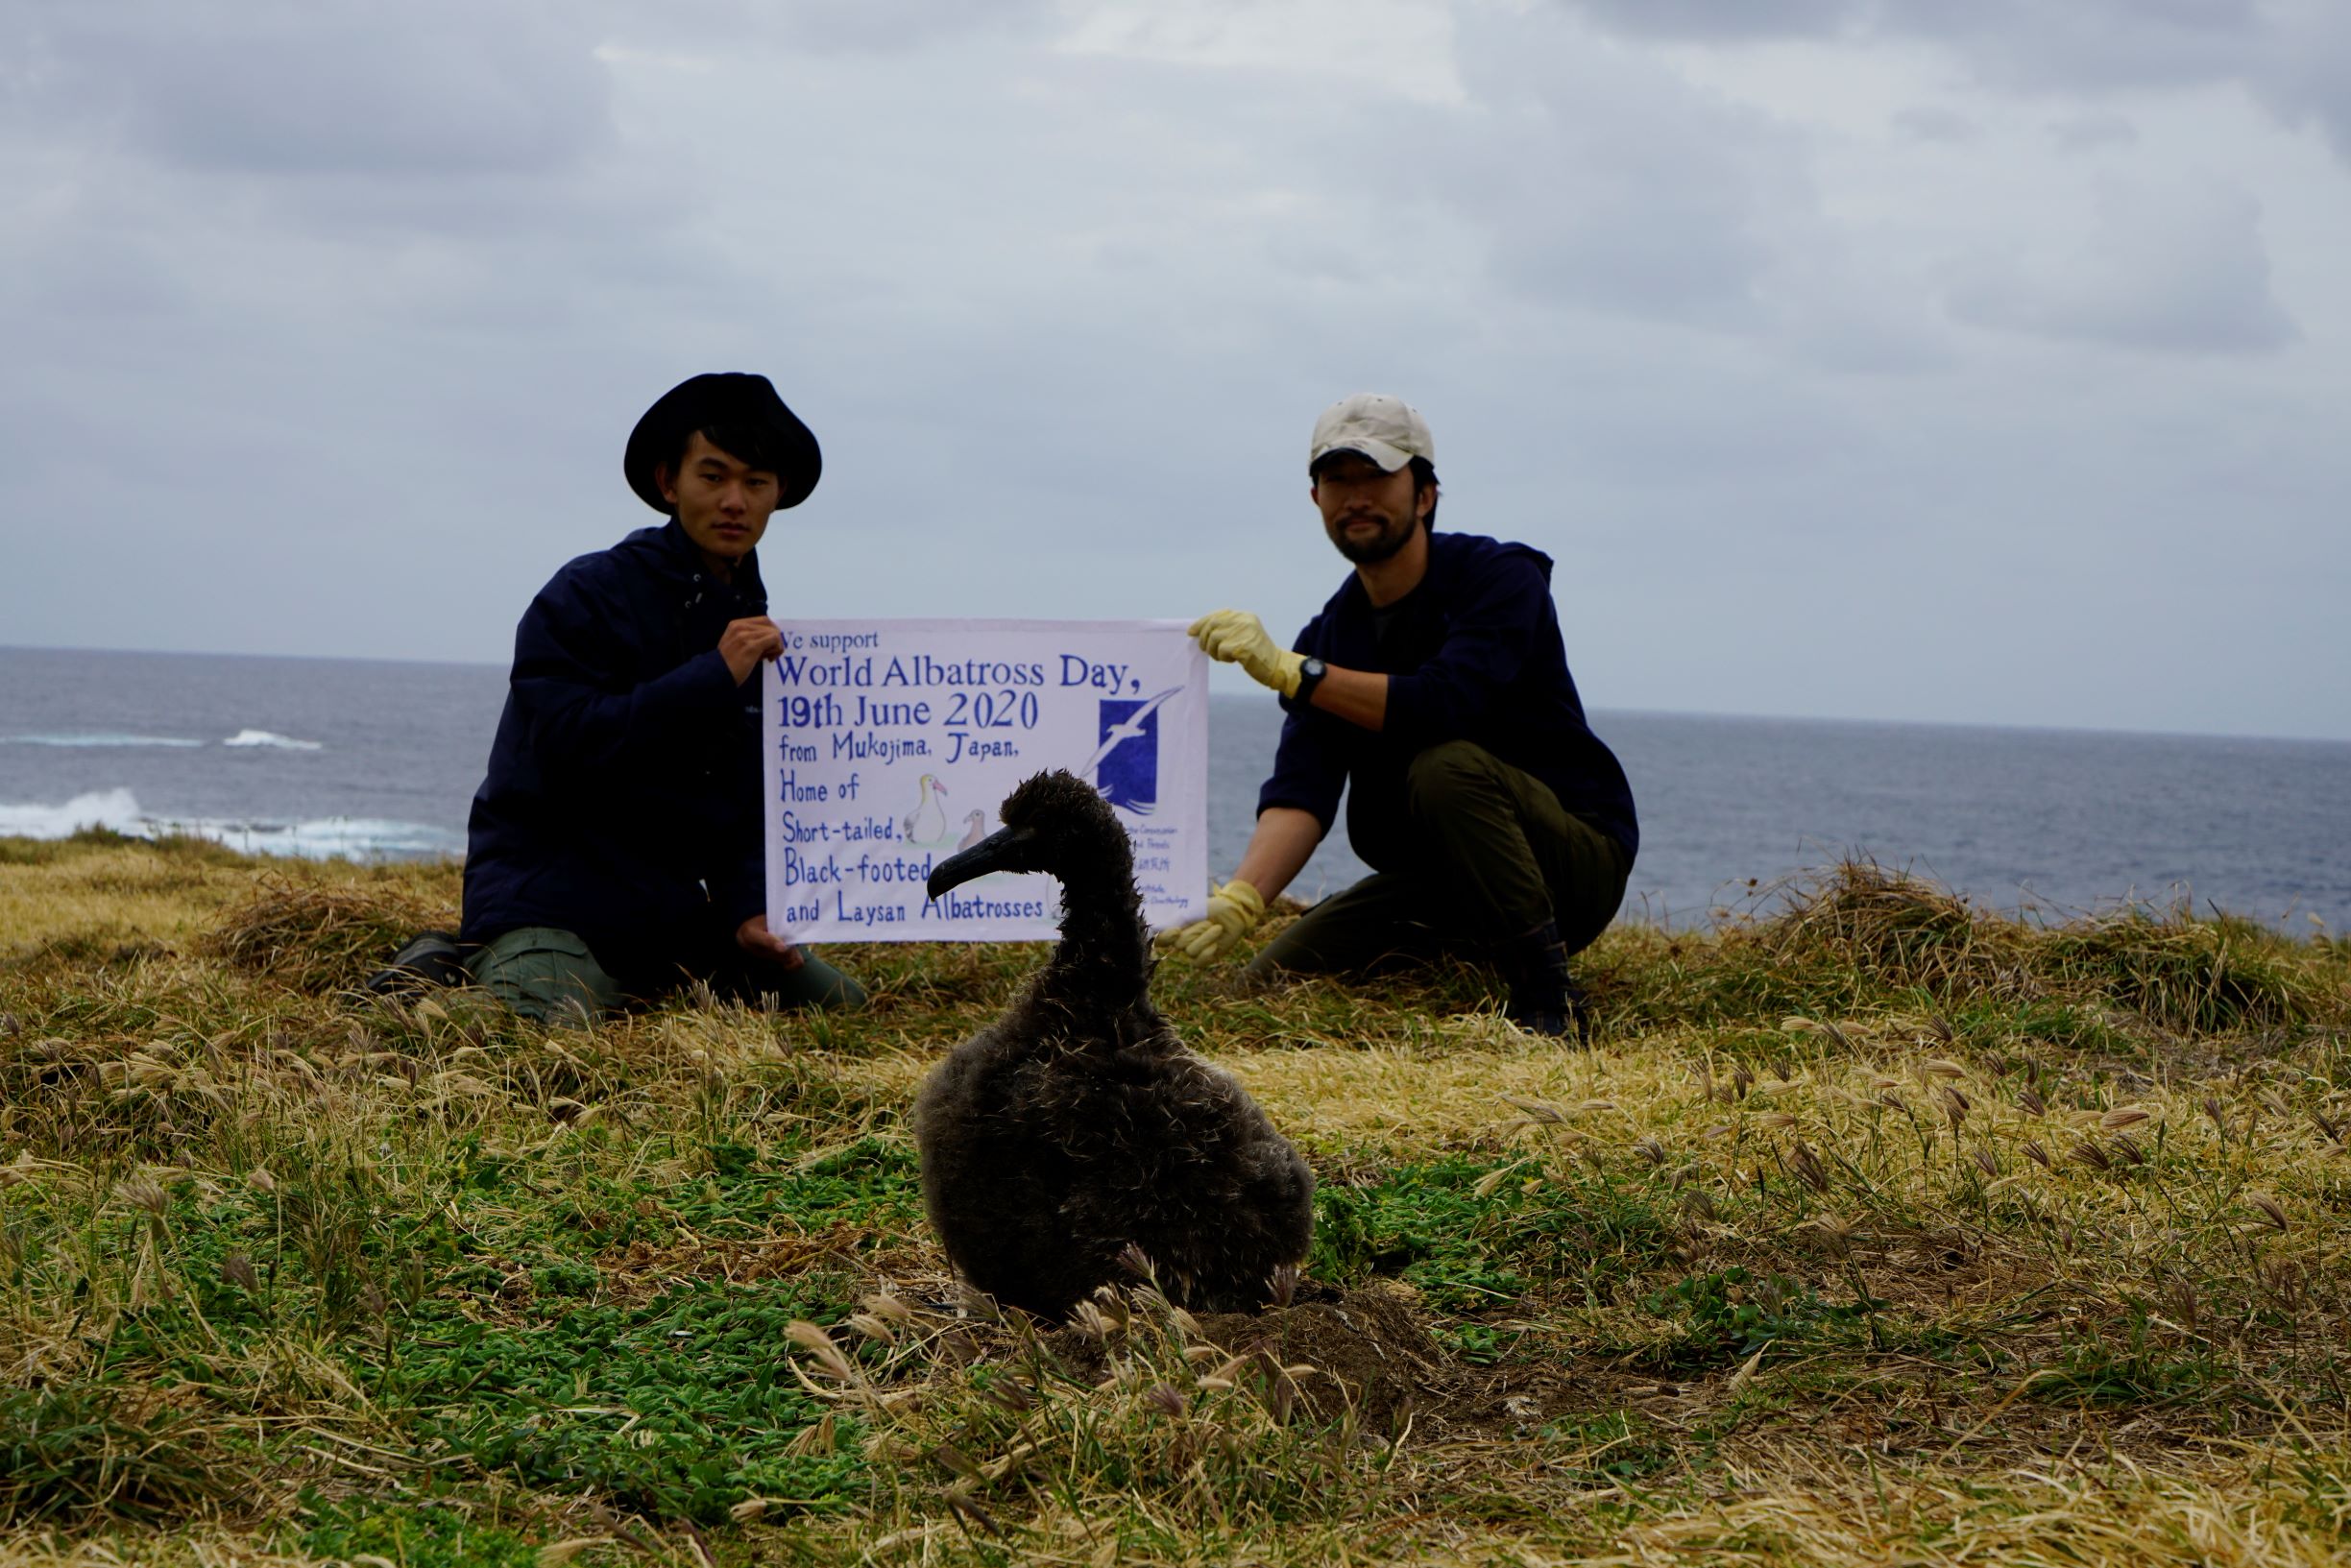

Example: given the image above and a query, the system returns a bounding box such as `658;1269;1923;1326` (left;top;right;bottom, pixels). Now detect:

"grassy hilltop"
0;832;2347;1567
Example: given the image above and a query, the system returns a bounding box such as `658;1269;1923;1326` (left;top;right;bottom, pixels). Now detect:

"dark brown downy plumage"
911;769;1314;1319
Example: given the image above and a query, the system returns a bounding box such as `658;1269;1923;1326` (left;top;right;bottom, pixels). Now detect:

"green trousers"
1247;739;1631;981
467;926;867;1023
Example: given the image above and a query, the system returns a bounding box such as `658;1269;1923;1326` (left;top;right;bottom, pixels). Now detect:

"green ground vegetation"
0;831;2347;1564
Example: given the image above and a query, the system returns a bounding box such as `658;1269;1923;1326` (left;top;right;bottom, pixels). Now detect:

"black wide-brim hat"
623;373;822;513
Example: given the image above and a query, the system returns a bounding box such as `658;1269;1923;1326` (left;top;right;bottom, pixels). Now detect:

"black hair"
668;421;795;482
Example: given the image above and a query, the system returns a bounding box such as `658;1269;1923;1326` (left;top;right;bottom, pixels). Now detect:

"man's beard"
1331;514;1419;565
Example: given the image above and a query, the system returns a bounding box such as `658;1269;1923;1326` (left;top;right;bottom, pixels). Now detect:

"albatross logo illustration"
1079;687;1179;814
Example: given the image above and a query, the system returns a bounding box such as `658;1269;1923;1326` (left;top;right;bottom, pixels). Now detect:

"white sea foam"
0;789;459;861
0;733;205;748
222;730;324;751
0;788;147;837
178;817;463;860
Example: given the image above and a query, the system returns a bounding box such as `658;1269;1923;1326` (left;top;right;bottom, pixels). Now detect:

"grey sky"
4;0;2346;738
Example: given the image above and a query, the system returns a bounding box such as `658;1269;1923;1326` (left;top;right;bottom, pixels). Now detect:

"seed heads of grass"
788;1319;861;1386
1268;1262;1299;1309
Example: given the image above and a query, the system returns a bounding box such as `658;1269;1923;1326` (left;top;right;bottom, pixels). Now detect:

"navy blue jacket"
1258;532;1637;872
461;519;768;979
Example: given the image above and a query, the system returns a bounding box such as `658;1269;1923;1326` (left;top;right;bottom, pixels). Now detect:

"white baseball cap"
1309;392;1435;474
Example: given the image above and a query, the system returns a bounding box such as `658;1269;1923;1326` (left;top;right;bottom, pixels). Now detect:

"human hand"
1187;610;1305;698
718;617;785;686
1158;879;1267;962
736;913;806;971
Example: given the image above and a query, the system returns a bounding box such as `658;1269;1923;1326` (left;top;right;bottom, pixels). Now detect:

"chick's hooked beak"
927;825;1044;899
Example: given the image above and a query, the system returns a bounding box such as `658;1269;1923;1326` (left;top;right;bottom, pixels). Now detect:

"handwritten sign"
763;619;1209;943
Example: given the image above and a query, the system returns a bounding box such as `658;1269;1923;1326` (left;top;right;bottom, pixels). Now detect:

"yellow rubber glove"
1189;610;1304;699
1162;879;1267;962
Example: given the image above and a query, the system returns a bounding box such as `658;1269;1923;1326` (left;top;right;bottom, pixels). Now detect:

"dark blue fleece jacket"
1257;531;1637;872
461;519;767;979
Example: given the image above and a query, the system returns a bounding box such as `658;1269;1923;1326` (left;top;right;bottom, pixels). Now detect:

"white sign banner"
763;619;1209;943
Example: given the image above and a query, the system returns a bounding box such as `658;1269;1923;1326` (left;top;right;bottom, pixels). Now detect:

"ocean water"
3;645;2347;931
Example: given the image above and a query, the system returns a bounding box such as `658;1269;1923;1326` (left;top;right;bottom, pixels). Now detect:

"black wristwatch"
1294;657;1328;704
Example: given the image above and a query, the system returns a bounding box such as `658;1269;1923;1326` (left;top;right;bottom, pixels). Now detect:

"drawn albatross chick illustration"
912;769;1314;1318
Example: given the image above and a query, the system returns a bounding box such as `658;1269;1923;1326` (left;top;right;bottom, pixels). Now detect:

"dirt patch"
1183;1281;1444;1431
594;1220;890;1306
1035;1279;1662;1439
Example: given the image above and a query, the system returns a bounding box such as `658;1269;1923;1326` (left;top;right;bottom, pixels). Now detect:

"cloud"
1561;0;1858;41
2048;111;2139;153
1895;106;1977;143
1409;12;1955;374
764;0;1055;53
1556;0;2269;84
583;0;1058;57
1558;0;2351;168
2251;1;2351;162
1878;0;2268;96
1421;14;1806;331
1059;0;1465;103
1948;176;2297;354
12;2;613;178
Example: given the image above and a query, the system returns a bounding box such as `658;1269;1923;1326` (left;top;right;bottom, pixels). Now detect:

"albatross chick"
912;769;1314;1319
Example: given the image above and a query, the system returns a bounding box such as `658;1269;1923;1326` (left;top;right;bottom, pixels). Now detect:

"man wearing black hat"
454;373;865;1020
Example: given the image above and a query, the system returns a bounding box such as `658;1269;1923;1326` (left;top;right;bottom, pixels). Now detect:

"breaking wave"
221;730;324;751
0;789;145;837
0;789;459;861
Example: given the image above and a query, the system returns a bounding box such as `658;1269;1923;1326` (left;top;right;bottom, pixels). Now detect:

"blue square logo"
1095;698;1160;814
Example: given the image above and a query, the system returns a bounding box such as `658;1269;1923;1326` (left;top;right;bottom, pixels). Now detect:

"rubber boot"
1500;919;1587;1040
363;930;471;996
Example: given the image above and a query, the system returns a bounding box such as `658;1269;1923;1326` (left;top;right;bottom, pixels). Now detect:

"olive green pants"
466;926;866;1023
1248;740;1631;980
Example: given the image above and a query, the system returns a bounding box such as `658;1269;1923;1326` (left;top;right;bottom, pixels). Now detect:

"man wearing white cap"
1170;393;1637;1036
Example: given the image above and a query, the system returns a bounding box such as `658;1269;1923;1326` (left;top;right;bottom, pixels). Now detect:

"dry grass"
200;875;459;993
0;843;2345;1565
0;836;254;966
1595;859;2345;1040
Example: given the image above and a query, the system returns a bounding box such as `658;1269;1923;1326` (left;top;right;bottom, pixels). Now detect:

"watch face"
1303;658;1326;677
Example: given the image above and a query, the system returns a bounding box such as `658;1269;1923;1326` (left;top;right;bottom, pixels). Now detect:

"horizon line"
3;640;2346;750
